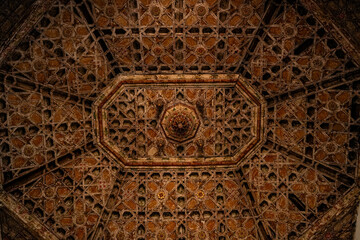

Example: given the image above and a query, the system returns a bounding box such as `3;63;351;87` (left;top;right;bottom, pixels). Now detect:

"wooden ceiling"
0;0;359;239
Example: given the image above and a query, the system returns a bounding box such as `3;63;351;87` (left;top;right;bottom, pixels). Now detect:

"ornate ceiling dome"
0;0;359;239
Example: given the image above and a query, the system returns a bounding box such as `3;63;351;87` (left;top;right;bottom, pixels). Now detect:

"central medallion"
161;103;200;143
94;74;264;168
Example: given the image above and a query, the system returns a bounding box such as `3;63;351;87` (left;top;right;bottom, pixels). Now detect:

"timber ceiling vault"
0;0;359;239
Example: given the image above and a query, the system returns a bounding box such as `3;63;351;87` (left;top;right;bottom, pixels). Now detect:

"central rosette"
169;114;190;134
161;104;200;143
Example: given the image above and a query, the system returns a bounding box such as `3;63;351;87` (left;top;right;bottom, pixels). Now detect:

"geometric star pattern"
0;0;359;239
94;74;264;167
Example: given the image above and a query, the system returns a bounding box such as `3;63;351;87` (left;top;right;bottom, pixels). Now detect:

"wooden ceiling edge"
299;186;360;240
300;0;360;66
0;0;54;66
0;186;59;240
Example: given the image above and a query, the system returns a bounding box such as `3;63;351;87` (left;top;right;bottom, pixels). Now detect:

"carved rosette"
161;104;200;143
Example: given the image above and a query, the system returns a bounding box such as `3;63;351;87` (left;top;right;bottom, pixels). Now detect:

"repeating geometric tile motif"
242;0;358;98
88;0;265;74
0;75;94;184
92;169;260;240
105;85;255;160
238;146;353;239
0;0;358;239
9;150;120;239
0;0;112;99
267;87;359;180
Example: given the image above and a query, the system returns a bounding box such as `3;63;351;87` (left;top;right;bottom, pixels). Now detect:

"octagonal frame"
94;74;265;168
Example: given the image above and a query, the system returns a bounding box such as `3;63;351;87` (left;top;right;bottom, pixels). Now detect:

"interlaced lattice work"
91;169;259;240
9;150;120;239
88;0;263;74
0;0;112;99
240;0;359;100
0;0;359;239
267;88;359;179
315;0;360;50
0;76;94;185
96;78;263;166
238;147;351;239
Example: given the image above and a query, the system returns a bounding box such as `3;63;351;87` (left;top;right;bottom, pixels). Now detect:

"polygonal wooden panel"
94;74;265;167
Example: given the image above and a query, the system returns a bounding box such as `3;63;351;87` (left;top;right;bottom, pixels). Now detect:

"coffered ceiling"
0;0;359;239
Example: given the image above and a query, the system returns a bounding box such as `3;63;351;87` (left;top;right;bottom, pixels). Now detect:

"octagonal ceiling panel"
94;74;264;167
